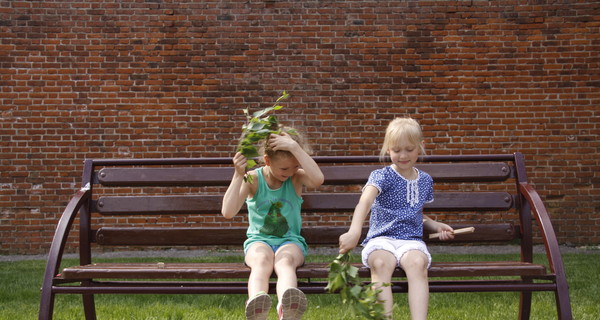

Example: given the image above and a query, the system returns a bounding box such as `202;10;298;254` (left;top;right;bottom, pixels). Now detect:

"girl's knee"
274;253;296;268
245;245;275;268
400;250;429;273
256;253;274;266
274;245;304;270
368;251;397;274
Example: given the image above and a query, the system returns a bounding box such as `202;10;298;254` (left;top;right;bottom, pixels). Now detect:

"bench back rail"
87;158;518;249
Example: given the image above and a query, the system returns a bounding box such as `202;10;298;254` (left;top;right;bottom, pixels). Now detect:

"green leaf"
346;265;358;279
286;128;298;135
349;285;362;299
246;159;257;169
248;121;267;131
276;90;289;102
238;145;259;159
252;107;274;119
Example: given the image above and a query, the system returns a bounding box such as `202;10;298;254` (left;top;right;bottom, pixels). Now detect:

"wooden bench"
39;153;572;319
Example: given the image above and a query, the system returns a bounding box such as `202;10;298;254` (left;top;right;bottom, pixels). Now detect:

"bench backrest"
76;154;531;261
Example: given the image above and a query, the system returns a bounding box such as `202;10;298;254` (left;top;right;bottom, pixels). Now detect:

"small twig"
429;227;475;239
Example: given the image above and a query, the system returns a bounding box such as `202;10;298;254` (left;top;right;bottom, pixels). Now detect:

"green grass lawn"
1;252;598;319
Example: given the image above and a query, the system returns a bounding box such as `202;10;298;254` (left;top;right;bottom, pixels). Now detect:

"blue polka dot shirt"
362;166;434;244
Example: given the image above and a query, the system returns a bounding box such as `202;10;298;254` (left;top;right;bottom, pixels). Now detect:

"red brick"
0;0;598;254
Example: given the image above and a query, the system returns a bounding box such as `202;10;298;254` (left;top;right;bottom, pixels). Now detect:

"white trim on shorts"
361;237;431;269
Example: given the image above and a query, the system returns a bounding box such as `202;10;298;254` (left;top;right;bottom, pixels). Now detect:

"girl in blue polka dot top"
338;117;455;320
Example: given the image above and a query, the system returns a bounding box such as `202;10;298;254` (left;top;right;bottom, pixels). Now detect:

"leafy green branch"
326;252;388;320
237;91;290;183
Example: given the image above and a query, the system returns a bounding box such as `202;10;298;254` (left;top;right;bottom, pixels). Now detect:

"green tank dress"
243;167;308;256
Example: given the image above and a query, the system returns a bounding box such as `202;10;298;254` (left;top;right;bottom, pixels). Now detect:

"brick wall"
0;0;598;254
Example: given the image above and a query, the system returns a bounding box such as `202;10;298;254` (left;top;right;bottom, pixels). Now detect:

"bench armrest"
519;181;572;317
518;182;567;277
41;184;92;284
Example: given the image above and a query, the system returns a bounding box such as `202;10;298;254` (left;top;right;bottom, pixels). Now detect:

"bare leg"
368;250;397;319
245;242;275;298
399;250;429;320
273;243;305;299
274;244;307;319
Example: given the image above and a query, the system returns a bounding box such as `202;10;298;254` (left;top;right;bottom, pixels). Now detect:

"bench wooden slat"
94;192;513;215
417;162;512;181
96;227;248;246
305;192;514;212
60;261;547;281
319;163;511;183
425;192;513;210
304;261;548;278
95;163;512;187
97;167;235;187
94;195;223;215
95;224;518;246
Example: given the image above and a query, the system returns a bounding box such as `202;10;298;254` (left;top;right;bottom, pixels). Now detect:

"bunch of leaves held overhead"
237;91;290;182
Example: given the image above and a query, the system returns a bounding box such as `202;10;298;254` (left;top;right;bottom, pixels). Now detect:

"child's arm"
423;215;455;241
338;185;379;254
221;152;253;219
268;133;324;188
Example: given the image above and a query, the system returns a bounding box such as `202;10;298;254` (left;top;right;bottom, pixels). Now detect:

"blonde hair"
379;117;426;161
261;126;312;161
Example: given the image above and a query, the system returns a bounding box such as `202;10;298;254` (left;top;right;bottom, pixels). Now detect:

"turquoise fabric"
243;167;307;256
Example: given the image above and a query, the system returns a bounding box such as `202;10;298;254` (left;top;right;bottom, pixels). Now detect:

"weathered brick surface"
1;0;598;254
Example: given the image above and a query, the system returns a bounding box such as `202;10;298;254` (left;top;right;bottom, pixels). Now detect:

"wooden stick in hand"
429;227;475;239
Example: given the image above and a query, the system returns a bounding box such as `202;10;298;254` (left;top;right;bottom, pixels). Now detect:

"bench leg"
82;293;97;320
518;292;532;320
38;291;55;320
555;285;573;320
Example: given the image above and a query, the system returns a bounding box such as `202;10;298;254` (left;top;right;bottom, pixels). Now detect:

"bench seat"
60;261;548;281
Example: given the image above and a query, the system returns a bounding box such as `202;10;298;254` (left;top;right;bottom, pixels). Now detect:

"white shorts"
361;237;431;269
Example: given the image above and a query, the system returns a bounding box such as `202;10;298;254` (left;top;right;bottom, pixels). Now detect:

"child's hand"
267;132;298;152
435;222;455;241
338;231;360;254
232;152;248;176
